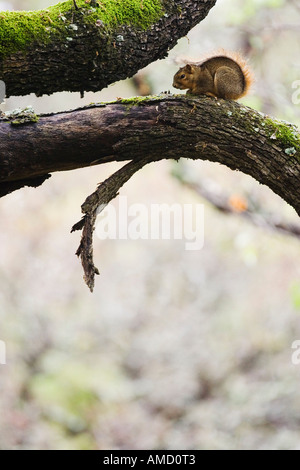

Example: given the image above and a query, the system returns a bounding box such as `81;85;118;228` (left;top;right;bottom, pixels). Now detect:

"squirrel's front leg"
186;90;217;99
204;92;218;99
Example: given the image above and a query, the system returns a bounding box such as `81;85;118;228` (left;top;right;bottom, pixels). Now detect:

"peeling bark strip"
0;0;217;97
1;95;300;216
72;156;152;292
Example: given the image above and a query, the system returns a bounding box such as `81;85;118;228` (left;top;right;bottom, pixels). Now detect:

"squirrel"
172;51;253;100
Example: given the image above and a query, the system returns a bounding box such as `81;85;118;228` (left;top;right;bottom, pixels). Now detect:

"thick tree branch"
0;0;216;97
1;95;300;216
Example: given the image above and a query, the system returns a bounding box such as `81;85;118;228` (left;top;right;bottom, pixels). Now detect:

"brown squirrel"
173;51;253;100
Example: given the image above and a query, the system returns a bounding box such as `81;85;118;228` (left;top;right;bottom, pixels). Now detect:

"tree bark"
1;95;300;215
0;0;216;97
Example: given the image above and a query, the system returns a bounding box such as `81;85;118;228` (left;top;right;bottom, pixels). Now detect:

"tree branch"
1;95;300;216
0;0;216;96
172;165;300;240
71;156;153;291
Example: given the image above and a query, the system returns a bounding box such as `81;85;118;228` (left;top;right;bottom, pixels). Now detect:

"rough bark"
1;95;300;216
0;0;216;97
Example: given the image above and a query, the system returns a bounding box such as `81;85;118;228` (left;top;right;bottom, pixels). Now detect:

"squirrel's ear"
185;64;192;73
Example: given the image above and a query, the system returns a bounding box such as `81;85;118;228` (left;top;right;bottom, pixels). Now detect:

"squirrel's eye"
180;74;185;79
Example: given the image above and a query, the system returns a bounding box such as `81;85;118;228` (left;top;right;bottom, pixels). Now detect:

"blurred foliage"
1;0;300;450
227;0;285;23
289;282;300;311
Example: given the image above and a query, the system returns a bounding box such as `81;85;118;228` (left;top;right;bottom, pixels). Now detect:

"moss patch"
79;0;164;28
265;117;300;157
4;106;39;125
0;9;55;57
0;0;164;58
115;95;162;105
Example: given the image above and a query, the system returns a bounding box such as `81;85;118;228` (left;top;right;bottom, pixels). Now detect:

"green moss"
4;106;39;125
115;95;161;105
0;0;164;58
0;9;53;57
79;0;164;29
265;117;300;156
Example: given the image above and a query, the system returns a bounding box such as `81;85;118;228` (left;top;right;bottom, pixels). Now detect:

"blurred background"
1;0;300;450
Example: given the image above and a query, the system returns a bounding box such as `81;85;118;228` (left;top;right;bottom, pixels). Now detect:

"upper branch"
1;95;300;215
0;0;216;97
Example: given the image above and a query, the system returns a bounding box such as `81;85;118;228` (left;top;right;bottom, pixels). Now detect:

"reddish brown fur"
173;50;254;100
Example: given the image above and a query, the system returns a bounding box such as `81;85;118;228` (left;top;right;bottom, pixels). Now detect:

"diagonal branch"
1;95;300;215
2;94;300;290
0;0;216;96
172;165;300;240
71;156;153;291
